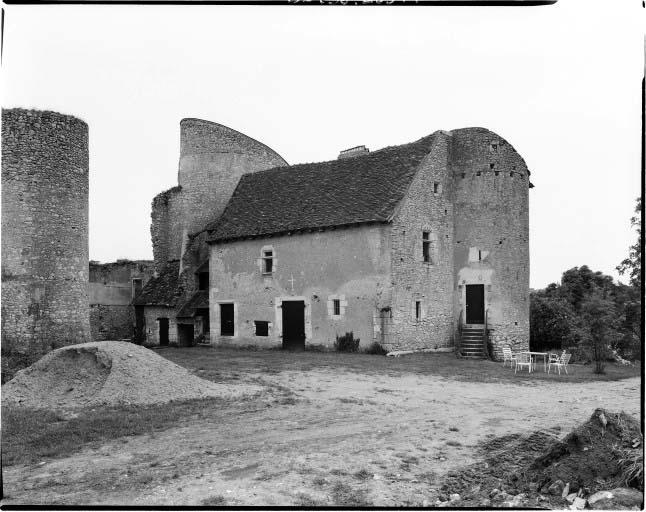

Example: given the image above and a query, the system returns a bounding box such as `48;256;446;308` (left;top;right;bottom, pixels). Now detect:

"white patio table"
518;351;549;372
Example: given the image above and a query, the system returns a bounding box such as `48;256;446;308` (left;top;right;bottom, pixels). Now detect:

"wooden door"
159;318;169;346
465;284;485;324
220;303;234;336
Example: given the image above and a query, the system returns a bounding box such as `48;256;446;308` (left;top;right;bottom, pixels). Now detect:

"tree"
617;197;642;289
579;289;623;374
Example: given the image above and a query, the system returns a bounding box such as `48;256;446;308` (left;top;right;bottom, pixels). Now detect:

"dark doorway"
282;300;305;350
159;318;169;346
465;284;485;324
178;323;194;347
380;307;391;345
134;305;145;344
220;303;234;336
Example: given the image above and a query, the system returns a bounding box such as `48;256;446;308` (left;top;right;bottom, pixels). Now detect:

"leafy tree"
579;290;623;373
617;197;642;289
529;292;577;351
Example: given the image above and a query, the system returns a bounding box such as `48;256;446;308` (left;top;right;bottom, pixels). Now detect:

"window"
490;143;498;153
433;182;441;194
198;272;209;290
263;250;273;273
328;295;346;317
478;250;482;261
131;278;143;298
415;301;421;321
489;163;495;170
254;320;269;336
422;231;432;263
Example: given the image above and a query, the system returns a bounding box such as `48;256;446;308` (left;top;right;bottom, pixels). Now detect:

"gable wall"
209;225;391;348
387;133;455;351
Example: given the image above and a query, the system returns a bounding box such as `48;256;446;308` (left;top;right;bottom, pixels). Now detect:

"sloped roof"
207;133;439;242
132;261;182;307
176;291;209;318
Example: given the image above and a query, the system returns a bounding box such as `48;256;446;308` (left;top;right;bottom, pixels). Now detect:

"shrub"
363;342;388;355
334;332;360;352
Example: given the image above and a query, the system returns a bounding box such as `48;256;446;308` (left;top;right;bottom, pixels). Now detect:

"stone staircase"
459;326;486;359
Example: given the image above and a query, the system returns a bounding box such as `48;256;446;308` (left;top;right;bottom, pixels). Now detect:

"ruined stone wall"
388;132;455;352
151;119;287;270
209;225;391;349
89;260;154;341
1;108;90;361
450;127;530;359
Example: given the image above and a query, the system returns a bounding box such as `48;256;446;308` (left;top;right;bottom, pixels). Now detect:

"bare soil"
1;348;641;506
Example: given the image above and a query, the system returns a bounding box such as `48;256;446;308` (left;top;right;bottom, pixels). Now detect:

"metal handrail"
456;309;463;357
483;308;491;360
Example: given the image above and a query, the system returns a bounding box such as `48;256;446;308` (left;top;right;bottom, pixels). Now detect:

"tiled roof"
207;133;439;242
132;260;182;307
176;291;209;318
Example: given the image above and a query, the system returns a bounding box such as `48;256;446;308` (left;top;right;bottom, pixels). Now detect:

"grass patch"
353;468;372;480
159;346;641;385
1;397;232;466
201;495;227;506
294;492;326;506
330;482;372;506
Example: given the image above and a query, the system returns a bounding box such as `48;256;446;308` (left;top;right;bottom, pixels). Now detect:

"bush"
363;342;388;355
334;332;360;352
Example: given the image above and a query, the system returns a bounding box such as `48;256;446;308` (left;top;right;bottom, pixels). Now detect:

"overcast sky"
2;1;643;289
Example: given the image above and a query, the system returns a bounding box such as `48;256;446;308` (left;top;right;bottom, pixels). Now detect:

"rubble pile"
439;409;643;509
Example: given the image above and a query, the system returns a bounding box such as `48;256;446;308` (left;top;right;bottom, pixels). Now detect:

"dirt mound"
2;341;262;409
440;409;643;508
525;408;643;494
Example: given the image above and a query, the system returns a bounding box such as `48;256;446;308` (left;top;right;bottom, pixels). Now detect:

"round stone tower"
1;108;90;363
450;127;530;359
151;118;287;269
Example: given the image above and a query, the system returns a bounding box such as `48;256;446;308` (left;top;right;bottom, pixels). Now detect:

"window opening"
415;301;421;321
333;299;341;316
489;163;495;170
433;182;439;193
263;250;273;274
198;272;209;290
131;278;143;298
254;321;269;336
478;250;482;261
422;231;432;263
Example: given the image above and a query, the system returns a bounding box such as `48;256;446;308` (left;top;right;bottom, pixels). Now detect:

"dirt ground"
1;349;641;506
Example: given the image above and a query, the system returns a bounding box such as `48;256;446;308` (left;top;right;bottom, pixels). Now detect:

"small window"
461;172;466;179
422;231;431;263
254;321;269;336
490;143;498;153
415;301;421;321
333;299;341;316
433;182;439;194
198;272;209;290
489;163;495;170
510;171;514;177
263;250;273;274
494;171;500;176
476;171;481;176
131;278;143;298
478;250;482;261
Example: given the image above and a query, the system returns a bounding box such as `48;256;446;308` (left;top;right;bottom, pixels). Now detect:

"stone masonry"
1;108;90;362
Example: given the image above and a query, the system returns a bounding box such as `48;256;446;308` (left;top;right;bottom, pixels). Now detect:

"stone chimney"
338;145;369;160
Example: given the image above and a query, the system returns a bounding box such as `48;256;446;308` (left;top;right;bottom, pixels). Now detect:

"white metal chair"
515;352;532;373
502;347;517;368
548;352;572;375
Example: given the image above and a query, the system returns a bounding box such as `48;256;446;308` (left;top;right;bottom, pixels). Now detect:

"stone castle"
135;118;532;359
1;110;531;366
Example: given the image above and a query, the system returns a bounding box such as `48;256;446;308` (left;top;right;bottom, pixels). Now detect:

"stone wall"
450;127;531;359
142;306;178;346
1;108;90;363
89;259;154;341
209;225;391;349
151;119;287;270
387;132;455;352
